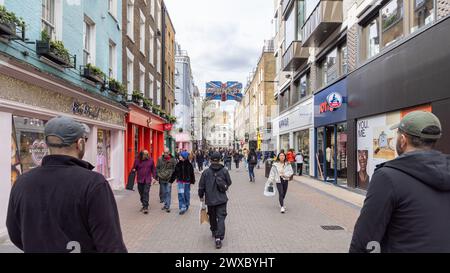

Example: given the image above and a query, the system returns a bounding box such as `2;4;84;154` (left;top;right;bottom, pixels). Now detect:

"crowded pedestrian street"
1;165;363;253
1;0;450;260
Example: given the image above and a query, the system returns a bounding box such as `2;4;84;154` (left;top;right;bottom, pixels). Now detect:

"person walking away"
170;151;195;215
233;151;240;169
295;150;304;176
196;151;205;172
132;150;157;214
189;150;196;170
256;150;262;169
205;152;210;168
243;148;249;171
156;148;177;213
247;148;258;182
350;111;450;253
268;152;294;213
6;116;127;253
224;151;232;170
198;152;232;249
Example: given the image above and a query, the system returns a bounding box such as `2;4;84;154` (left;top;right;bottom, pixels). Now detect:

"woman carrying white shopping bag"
265;152;293;213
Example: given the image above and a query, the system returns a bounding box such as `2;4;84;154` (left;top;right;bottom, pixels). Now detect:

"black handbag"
126;171;136;191
214;170;228;193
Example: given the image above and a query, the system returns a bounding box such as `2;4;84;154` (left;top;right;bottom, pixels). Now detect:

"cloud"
165;0;273;114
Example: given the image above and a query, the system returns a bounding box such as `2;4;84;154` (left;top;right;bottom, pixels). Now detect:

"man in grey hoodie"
350;111;450;253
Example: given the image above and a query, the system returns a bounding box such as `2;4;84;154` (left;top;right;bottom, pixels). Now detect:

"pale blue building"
0;0;128;236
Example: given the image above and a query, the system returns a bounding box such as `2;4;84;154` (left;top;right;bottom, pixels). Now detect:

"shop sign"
327;92;343;109
314;78;347;127
279;118;289;129
72;100;101;119
163;123;173;131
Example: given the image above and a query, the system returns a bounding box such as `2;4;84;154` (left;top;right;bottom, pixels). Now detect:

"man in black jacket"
350;111;450;253
198;152;232;249
6;116;127;253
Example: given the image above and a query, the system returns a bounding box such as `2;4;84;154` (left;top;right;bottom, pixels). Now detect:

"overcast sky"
165;0;274;110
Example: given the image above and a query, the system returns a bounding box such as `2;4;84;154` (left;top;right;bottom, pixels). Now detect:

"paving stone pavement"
0;166;363;253
118;166;362;253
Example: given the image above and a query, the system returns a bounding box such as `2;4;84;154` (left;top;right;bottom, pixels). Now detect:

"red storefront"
124;104;165;185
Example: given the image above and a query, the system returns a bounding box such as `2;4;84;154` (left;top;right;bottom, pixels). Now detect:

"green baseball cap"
390;111;442;140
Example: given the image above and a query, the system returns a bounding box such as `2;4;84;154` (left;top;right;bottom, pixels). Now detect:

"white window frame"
152;0;157;21
139;63;145;94
139;10;146;55
148;73;154;100
126;48;134;97
157;81;161;106
108;0;118;19
41;0;62;41
156;40;161;73
149;28;154;65
108;40;117;79
127;0;135;41
83;15;96;65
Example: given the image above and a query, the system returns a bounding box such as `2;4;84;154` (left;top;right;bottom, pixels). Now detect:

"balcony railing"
282;41;309;71
302;0;343;47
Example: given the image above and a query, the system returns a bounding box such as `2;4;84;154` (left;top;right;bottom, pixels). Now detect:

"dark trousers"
276;179;289;207
297;163;303;175
208;203;227;240
235;161;239;168
248;165;255;181
197;162;203;171
138;183;151;209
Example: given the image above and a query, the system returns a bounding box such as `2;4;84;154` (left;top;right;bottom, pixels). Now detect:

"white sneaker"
281;207;285;213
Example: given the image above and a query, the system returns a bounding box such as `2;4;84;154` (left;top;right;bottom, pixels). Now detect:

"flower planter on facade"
36;40;73;67
82;66;105;84
0;21;16;36
108;81;122;93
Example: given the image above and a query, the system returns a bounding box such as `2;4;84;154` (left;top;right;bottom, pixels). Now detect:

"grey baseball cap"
44;116;89;147
390;111;442;140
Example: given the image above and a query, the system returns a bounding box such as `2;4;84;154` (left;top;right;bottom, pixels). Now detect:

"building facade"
174;42;195;151
162;5;176;152
0;0;127;235
192;86;203;150
272;0;450;189
122;0;169;174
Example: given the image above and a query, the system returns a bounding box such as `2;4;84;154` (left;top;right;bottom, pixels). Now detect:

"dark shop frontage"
346;16;450;191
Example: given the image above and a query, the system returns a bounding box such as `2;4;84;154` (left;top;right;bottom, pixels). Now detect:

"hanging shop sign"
163;123;173;131
314;78;347;127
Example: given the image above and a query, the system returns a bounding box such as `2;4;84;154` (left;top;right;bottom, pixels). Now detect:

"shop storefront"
347;15;450;190
274;98;314;176
314;78;348;186
125;104;166;180
0;71;127;236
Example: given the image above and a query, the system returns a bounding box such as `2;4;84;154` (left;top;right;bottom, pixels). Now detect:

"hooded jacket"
198;163;232;206
350;150;450;253
170;159;195;184
6;155;127;253
156;155;177;182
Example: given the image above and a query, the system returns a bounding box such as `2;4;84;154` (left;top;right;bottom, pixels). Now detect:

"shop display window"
13;116;48;174
97;129;111;178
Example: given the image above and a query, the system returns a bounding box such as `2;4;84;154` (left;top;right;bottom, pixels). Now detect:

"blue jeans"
248;165;255;181
177;183;191;211
161;182;172;209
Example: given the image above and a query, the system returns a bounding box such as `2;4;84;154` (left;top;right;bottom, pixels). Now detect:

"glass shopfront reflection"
316;122;348;186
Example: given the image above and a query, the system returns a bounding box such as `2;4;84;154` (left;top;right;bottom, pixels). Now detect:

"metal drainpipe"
161;3;167;112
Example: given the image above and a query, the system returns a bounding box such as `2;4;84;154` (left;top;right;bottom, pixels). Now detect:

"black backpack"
213;169;228;193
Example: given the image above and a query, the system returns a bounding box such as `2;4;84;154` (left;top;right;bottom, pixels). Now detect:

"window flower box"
82;64;105;84
36;40;75;68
